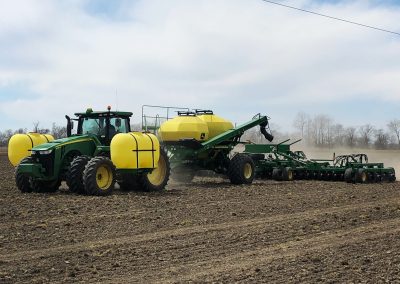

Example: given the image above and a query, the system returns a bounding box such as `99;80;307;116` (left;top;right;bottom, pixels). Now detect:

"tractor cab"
67;107;133;145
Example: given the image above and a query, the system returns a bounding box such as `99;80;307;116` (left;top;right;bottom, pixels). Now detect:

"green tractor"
9;107;170;195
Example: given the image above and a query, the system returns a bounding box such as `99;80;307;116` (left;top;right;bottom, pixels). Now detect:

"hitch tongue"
260;122;274;142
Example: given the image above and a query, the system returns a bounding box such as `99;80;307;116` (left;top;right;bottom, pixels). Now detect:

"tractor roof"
74;110;133;118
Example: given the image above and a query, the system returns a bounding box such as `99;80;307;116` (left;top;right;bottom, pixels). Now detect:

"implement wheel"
66;155;90;194
228;154;255;185
282;167;294;181
138;148;170;191
355;169;368;183
15;157;34;193
344;168;353;183
272;168;282;181
83;157;116;196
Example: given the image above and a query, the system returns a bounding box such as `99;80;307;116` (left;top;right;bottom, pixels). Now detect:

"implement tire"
66;155;90;194
272;168;282;181
355;169;368;183
344;168;353;183
138;148;170;191
15;157;34;193
228;154;255;185
282;167;294;181
83;156;116;196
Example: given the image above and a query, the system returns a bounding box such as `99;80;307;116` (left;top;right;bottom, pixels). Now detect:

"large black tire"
118;173;140;191
138;148;170;191
15;157;34;193
31;179;61;193
344;168;353;183
355;169;368;183
66;155;90;194
83;157;116;196
282;167;294;181
272;168;282;181
228;154;255;185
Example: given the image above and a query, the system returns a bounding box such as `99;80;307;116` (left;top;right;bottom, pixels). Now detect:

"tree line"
1;115;400;150
291;112;400;149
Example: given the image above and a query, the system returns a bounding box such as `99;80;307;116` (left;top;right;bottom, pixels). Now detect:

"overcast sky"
0;0;399;132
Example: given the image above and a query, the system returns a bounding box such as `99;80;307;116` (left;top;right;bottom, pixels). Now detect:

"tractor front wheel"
83;157;116;196
15;157;34;193
228;154;255;185
138;149;170;191
66;155;90;194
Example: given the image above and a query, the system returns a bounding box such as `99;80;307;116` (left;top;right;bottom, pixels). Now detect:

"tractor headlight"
33;150;53;155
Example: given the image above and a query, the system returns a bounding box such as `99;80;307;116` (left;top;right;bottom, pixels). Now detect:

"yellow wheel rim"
96;165;113;190
147;154;167;186
244;163;252;179
288;171;293;180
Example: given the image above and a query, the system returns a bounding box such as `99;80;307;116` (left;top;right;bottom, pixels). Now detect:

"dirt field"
1;154;400;283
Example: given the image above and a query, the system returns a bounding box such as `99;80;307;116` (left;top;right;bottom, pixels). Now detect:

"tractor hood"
31;135;96;152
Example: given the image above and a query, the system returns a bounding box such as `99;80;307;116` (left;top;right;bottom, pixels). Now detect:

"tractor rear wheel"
228;154;255;185
15;157;34;193
66;155;90;194
138;148;170;191
83;157;116;196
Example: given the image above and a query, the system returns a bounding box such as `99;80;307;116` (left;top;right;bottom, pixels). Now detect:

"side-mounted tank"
158;112;209;142
110;132;160;169
8;133;54;166
196;110;233;139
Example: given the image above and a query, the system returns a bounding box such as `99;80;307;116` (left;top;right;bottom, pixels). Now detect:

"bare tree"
345;127;357;147
331;123;345;146
387;119;400;147
293;112;309;138
51;123;67;139
375;129;390;149
358;124;375;148
33;121;40;133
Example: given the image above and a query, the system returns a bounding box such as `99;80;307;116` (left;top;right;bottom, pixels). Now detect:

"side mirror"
115;118;121;128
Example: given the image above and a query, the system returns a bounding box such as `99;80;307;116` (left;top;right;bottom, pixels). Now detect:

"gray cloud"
0;0;399;130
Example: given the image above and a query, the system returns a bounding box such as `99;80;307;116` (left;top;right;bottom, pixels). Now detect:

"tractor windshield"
81;117;129;136
82;118;105;135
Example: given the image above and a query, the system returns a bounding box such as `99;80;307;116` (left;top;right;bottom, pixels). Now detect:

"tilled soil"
1;154;400;283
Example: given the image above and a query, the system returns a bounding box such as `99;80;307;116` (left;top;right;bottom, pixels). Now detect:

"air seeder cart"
142;106;274;185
